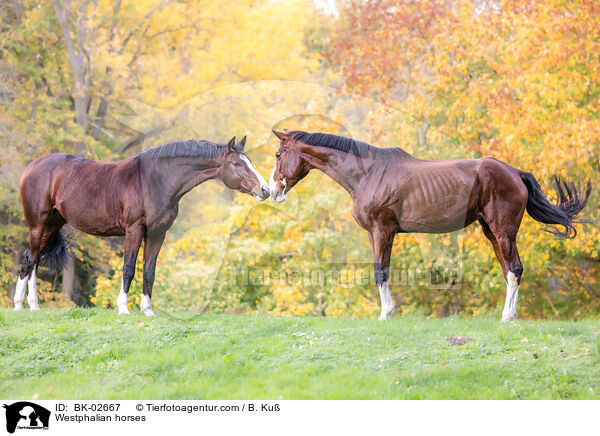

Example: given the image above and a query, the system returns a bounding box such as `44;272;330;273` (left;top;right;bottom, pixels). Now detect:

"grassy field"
0;308;599;399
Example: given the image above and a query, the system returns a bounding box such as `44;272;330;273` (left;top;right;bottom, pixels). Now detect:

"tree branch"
117;107;188;154
118;0;175;54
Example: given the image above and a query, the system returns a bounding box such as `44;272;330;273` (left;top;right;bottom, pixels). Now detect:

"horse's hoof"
14;303;23;311
378;307;395;320
140;295;153;316
501;316;514;323
28;298;39;311
118;307;130;315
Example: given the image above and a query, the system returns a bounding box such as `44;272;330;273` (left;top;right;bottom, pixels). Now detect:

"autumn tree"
1;0;325;307
324;0;600;317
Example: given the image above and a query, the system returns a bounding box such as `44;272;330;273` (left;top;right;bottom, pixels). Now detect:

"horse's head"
221;136;269;200
269;129;312;203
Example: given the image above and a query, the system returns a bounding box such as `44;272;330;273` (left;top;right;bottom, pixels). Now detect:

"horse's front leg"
140;231;166;317
117;225;143;315
368;223;396;320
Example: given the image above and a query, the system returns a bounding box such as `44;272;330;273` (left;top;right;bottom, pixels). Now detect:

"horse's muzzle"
270;188;287;203
269;169;287;203
261;186;270;199
253;185;270;201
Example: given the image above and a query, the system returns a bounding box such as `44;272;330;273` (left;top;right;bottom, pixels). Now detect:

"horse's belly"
393;161;481;233
57;203;125;236
398;217;471;233
54;187;125;236
66;217;124;236
397;189;475;233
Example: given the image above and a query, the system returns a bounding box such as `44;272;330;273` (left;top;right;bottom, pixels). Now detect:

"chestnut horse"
15;136;269;315
269;130;591;321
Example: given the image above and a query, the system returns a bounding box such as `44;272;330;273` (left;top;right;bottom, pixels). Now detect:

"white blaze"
269;167;288;203
501;271;519;322
378;281;395;321
240;155;268;198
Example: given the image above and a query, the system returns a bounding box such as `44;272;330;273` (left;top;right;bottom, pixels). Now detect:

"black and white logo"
3;402;50;433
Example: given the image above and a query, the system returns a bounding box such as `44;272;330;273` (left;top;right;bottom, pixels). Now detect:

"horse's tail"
25;230;69;270
519;171;591;239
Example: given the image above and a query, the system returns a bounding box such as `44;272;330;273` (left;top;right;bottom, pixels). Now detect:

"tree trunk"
313;249;324;316
7;250;20;301
418;123;429;146
62;255;75;302
61;225;76;302
52;0;90;141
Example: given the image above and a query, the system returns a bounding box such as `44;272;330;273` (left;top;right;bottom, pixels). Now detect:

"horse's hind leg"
480;214;525;321
15;224;43;310
16;175;50;310
497;235;523;322
15;211;66;311
29;213;66;310
14;261;31;310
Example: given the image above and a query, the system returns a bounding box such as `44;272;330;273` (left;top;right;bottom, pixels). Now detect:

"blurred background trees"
1;0;598;318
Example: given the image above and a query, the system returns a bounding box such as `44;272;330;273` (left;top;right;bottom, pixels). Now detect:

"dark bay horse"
269;130;591;321
15;136;269;315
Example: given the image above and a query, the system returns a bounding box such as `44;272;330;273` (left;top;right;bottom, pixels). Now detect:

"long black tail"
519;172;591;239
24;230;69;270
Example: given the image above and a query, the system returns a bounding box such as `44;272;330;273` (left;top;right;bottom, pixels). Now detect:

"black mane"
291;131;410;158
138;139;224;160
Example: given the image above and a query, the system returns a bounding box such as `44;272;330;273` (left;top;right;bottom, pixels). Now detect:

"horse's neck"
307;148;375;200
143;156;221;202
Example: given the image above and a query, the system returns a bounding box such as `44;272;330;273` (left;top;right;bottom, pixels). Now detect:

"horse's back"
387;157;514;233
21;153;142;236
407;156;527;228
56;156;142;235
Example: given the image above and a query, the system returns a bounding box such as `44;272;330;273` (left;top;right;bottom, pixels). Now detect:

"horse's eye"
233;161;241;167
275;151;281;159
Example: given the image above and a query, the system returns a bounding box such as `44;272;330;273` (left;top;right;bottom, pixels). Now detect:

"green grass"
1;308;599;399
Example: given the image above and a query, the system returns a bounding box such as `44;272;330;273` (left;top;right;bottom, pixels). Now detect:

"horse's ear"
227;136;236;152
239;135;246;151
272;130;288;140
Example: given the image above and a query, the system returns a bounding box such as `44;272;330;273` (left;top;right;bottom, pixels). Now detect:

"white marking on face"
240;155;268;199
117;280;129;315
140;294;154;317
269;167;288;203
501;271;519;322
14;274;27;310
378;281;394;320
27;266;39;311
